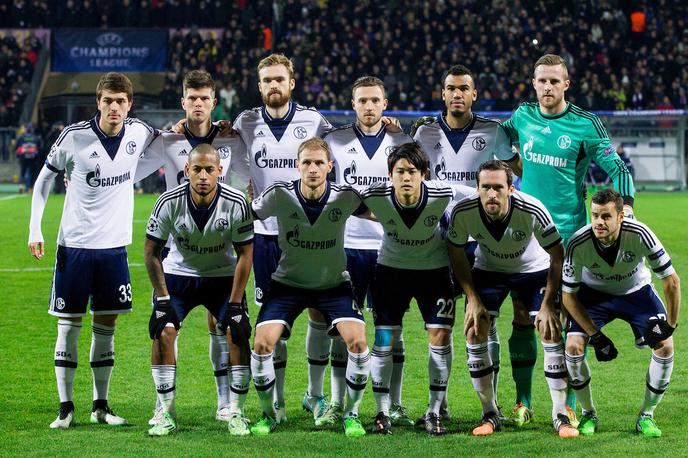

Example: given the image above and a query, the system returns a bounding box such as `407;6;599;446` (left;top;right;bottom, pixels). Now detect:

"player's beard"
359;113;382;128
262;90;291;109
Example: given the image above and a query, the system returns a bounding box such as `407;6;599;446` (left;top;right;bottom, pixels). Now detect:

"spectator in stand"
15;123;43;194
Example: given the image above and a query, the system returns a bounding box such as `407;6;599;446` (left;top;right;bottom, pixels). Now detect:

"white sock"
641;352;674;416
565;352;595;413
466;342;497;415
344;348;370;416
390;332;405;406
441;333;454;411
487;321;500;404
273;339;287;407
543;341;567;420
90;322;115;402
428;344;451;414
229;365;250;414
306;320;330;398
330;337;348;405
209;331;230;409
371;344;393;415
152;364;176;414
55;319;81;403
251;351;276;415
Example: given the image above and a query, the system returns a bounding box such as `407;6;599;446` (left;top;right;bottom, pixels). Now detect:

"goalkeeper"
562;189;680;437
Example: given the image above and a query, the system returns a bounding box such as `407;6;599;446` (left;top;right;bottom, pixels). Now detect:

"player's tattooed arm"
144;238;169;298
535;242;565;341
448;244;489;337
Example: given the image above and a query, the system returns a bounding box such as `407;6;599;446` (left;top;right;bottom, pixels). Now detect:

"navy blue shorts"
152;274;243;325
49;246;132;317
253;234;281;306
472;268;549;320
256;281;364;338
345;248;378;309
372;264;456;330
566;284;667;347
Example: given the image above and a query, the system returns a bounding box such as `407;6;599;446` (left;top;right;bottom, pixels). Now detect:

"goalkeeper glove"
589;330;618;362
643;316;675;348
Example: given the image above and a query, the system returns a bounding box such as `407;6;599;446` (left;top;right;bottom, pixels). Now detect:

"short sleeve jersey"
45;116;157;248
562;219;674;296
361;180;453;270
234;102;332;235
146;183;253;277
448;191;562;273
251;180;363;289
326;123;412;250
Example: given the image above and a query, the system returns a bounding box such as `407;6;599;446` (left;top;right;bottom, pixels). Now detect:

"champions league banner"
52;29;167;72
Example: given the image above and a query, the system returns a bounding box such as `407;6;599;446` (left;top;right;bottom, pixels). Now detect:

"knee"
428;328;451;346
346;334;367;354
253;334;274;356
94;315;117;327
159;326;177;348
374;327;396;347
653;337;674;357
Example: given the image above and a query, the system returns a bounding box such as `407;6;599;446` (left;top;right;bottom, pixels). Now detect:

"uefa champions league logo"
147;217;159;232
563;263;574;277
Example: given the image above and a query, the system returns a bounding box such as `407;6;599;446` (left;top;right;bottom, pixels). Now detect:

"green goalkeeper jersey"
503;101;634;243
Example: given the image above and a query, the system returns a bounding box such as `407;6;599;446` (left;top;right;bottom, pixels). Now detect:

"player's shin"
640;352;674;416
543;341;568;419
229;365;250;414
90;322;115;402
251;351;277;415
565;352;595;413
209;330;230;409
306;320;330;398
508;322;537;408
152;364;176;414
487;321;500;404
55;319;82;404
330;337;348;405
429;343;452;414
272;340;287;407
390;331;405;406
371;343;393;415
467;342;498;415
344;349;371;416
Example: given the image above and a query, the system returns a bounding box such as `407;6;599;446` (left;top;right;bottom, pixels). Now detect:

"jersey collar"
537;102;571;120
392;182;429;229
353;123;387;160
261;102;297;142
91;113;126;161
183;123;219;149
295;179;331;226
477;195;514;242
439;113;476;154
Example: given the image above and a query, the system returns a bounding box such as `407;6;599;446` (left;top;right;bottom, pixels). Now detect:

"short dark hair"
188;143;220;164
387;142;429;176
183;70;215;95
297;137;331;161
591;188;623;212
352;76;386;99
96;72;133;101
476;160;513;187
441;64;474;88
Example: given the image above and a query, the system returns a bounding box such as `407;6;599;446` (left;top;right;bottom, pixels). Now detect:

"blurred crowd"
0;33;42;127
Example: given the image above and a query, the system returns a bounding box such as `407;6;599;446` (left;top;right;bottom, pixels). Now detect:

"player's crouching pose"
28;72;157;429
448;160;577;437
249;138;371;437
562;189;680;437
144;144;254;436
361;143;465;436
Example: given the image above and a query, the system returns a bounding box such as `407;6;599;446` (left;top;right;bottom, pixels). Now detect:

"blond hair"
534;54;569;79
257;53;295;79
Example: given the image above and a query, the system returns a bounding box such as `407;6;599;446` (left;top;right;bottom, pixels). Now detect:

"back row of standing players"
28;53;679;438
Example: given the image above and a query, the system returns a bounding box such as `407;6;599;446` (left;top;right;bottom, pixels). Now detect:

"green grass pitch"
1;191;686;456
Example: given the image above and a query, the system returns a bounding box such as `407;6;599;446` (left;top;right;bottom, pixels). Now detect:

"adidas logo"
591;262;600;268
541;126;552;134
434;142;442;149
179;149;188;156
289;212;299;219
178;223;189;231
347;147;357;154
475;233;484;239
155;311;166;319
231;315;242;323
89;151;100;158
652;324;661;335
256;130;265;137
386;219;396;225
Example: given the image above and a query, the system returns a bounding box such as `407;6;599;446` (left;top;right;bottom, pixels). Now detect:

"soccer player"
28;72;157;428
135;70;250;425
562;189;680;437
232;54;333;423
448;160;577;437
360;143;466;436
413;64;520;422
323;76;413;426
249;138;371;437
501;54;636;425
144;144;254;436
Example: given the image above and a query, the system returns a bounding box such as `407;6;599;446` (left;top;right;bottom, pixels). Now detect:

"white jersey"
146;183;253;277
448;191;562;273
414;114;515;213
234;102;332;235
251;180;364;289
45;116;157;249
135;124;250;190
562;219;675;296
360;180;453;270
326;123;412;250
